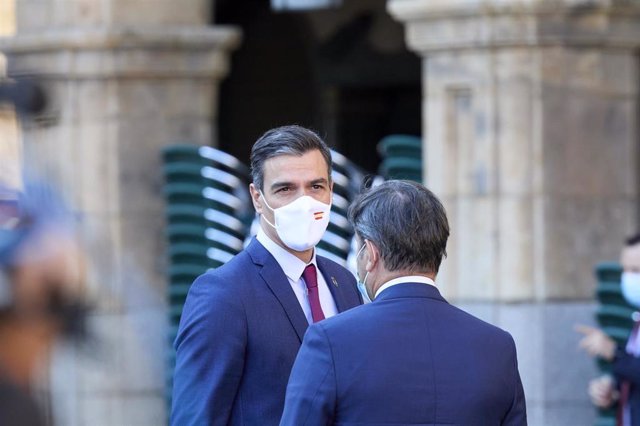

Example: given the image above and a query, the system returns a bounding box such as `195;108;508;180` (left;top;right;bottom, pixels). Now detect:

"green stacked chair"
377;134;422;183
162;143;252;411
593;262;635;426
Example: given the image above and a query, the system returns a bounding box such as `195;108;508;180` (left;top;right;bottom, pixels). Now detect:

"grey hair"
250;125;332;191
348;180;450;274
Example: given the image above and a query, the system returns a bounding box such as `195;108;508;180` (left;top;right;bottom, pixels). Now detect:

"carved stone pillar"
388;1;640;423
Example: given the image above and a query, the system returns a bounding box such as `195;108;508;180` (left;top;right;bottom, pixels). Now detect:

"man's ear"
365;241;379;272
249;183;263;214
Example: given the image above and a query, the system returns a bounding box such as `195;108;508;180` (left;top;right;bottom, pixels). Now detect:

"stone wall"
388;0;640;424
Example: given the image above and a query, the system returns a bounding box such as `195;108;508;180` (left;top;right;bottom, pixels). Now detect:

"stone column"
0;1;240;424
388;1;640;424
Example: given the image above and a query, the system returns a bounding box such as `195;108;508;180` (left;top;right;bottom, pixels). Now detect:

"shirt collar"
256;226;317;282
374;275;436;299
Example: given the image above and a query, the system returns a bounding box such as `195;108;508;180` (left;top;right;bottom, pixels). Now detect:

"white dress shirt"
375;275;436;299
256;228;338;324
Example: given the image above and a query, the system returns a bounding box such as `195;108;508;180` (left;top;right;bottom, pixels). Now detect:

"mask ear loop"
258;191;277;229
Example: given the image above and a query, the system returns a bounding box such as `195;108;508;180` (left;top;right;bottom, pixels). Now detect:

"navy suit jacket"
170;238;361;426
613;341;640;425
280;282;527;426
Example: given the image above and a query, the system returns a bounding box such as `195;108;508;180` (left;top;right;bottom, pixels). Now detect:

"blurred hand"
588;375;618;408
576;324;617;361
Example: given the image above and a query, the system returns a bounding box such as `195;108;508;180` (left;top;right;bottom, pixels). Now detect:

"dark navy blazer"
170;238;361;426
280;282;527;426
613;343;640;425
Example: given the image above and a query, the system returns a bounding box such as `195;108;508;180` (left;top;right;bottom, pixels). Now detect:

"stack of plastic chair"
593;262;635;426
377;134;423;183
162;144;252;410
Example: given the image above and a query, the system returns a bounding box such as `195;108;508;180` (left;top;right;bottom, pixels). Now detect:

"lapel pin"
331;277;338;287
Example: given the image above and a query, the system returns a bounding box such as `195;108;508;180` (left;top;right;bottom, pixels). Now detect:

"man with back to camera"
280;180;528;426
577;234;640;426
170;125;362;425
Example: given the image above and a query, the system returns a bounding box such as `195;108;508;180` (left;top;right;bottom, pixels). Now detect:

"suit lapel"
246;239;309;342
317;256;351;313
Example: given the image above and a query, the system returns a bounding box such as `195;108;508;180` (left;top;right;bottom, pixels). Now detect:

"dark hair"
250;125;332;190
626;233;640;247
348;180;450;274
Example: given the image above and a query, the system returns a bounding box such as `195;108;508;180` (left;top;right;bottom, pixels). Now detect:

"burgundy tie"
617;381;630;426
303;264;325;323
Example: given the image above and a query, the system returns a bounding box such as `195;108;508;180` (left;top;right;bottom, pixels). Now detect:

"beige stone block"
425;94;449;195
75;313;125;393
563;49;635;95
538;85;568;194
119;213;167;295
15;0;52;32
75;120;120;214
496;55;535;196
497;196;535;301
110;0;209;26
121;394;167;425
436;197;499;302
564;94;634;196
115;80;171;119
21;124;79;201
81;213;124;313
50;0;108;28
166;116;212;145
119;310;167;393
543;196;635;299
448;195;499;301
116;79;214;120
76;79;119;120
539;46;565;88
166;80;214;118
115;119;171;215
72;49;113;79
77;394;123;426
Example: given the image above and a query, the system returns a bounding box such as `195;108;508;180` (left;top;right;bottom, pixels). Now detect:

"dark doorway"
214;0;421;174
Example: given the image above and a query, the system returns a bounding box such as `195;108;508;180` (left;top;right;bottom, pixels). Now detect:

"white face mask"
259;191;331;252
622;271;640;308
355;242;372;303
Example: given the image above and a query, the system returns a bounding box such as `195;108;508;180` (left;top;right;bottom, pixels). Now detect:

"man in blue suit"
280;180;527;426
171;125;361;426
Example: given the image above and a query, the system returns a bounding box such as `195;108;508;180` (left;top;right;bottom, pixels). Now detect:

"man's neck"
259;222;314;263
370;270;435;296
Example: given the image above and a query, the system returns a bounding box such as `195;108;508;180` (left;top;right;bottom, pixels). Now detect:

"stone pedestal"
388;1;640;424
0;1;241;424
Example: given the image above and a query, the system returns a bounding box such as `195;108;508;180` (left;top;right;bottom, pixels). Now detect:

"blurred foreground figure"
0;182;88;426
578;234;640;426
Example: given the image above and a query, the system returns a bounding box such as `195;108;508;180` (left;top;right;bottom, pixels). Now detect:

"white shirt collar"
256;226;317;282
374;275;436;299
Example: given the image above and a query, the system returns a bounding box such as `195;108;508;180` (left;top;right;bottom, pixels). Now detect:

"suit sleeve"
612;347;640;385
501;334;527;426
170;273;247;426
280;324;336;426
